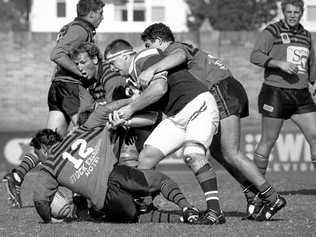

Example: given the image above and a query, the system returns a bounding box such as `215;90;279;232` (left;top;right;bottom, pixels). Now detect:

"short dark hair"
30;129;62;150
104;39;133;59
77;0;105;17
70;42;102;61
281;0;304;13
141;23;175;42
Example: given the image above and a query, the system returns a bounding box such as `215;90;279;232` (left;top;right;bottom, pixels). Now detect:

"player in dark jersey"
250;1;316;184
138;23;286;221
104;39;227;225
2;38;105;208
48;0;104;137
31;124;200;224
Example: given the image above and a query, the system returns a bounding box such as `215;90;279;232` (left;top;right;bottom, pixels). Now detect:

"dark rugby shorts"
209;77;249;119
104;165;150;223
258;84;316;119
48;81;80;123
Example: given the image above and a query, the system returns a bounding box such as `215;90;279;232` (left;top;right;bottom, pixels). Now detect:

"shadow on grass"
279;189;316;196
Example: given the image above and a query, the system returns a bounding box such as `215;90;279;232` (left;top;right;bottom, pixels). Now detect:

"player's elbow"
155;81;168;96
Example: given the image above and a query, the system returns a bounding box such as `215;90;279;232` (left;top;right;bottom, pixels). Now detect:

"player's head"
70;42;102;80
77;0;105;28
104;39;136;77
281;0;304;27
30;129;62;161
141;23;175;51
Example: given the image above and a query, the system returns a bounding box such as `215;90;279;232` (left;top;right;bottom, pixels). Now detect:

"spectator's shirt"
165;42;232;88
51;18;96;84
130;48;208;116
250;20;316;89
33;114;119;210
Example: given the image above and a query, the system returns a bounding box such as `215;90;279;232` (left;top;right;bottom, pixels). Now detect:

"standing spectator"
250;0;316;176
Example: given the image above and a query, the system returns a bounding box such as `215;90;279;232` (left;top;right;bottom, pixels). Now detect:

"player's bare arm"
117;79;168;120
139;48;186;87
267;60;299;75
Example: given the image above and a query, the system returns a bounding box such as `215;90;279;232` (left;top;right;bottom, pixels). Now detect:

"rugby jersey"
250;20;316;89
165;42;232;87
129;48;208;116
34;125;119;210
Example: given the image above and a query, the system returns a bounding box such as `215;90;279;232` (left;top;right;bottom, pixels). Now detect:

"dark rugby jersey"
34;125;118;210
250;20;316;89
51;18;96;84
165;42;232;87
130;48;208;116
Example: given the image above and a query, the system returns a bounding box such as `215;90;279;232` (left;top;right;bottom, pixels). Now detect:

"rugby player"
137;23;286;221
250;1;316;176
105;39;226;224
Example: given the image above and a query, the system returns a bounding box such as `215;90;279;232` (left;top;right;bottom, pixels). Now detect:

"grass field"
0;169;315;237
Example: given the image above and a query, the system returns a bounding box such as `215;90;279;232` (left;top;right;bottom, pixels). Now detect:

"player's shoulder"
263;21;284;37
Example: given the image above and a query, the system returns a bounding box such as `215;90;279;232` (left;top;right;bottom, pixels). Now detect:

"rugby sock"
14;152;40;180
195;164;221;213
161;178;192;209
138;210;182;223
253;152;269;176
241;183;258;202
258;182;277;203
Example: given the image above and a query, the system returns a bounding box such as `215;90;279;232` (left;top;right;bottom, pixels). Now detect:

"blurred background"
0;0;315;171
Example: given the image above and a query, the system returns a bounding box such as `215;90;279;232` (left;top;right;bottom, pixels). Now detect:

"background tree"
185;0;279;31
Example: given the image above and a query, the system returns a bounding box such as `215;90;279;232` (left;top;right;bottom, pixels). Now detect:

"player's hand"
278;61;298;75
106;111;127;129
116;105;134;121
139;68;155;87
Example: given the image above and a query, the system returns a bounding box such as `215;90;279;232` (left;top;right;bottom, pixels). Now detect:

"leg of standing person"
291;112;316;168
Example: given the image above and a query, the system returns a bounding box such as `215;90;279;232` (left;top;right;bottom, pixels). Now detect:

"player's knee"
183;142;208;173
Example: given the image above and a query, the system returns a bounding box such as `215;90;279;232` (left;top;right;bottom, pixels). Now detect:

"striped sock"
160;178;191;209
258;181;277;203
14;151;40;180
138;209;182;223
196;164;221;213
253;152;269;176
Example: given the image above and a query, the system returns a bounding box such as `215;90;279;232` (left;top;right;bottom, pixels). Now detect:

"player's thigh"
184;93;219;148
143;118;185;157
292;111;316;144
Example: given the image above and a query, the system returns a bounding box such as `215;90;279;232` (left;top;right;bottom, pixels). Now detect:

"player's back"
166;42;232;87
41;126;118;209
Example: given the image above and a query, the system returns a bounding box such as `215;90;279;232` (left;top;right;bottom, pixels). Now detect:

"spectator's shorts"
209;77;249;119
258;84;316;119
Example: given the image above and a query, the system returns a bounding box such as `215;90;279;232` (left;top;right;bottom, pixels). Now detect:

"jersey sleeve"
308;40;316;84
50;25;88;61
250;27;275;68
33;170;59;223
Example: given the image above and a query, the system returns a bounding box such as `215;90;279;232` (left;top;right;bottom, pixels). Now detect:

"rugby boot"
180;206;200;224
255;195;287;221
198;209;226;225
2;171;22;208
242;194;263;220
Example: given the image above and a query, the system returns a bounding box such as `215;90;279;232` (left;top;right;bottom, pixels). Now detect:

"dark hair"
30;129;62;150
281;0;304;12
104;39;133;59
141;23;175;42
77;0;105;17
70;42;102;61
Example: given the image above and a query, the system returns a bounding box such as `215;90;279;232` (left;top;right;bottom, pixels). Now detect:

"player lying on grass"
30;126;200;224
